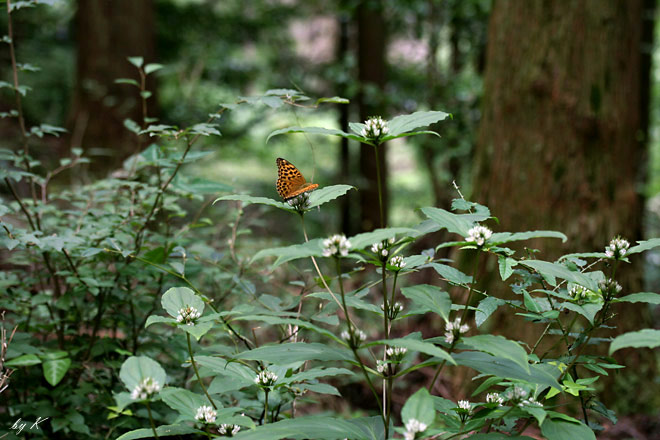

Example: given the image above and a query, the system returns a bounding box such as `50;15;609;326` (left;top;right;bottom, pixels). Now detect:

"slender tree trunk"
357;0;387;231
69;0;155;175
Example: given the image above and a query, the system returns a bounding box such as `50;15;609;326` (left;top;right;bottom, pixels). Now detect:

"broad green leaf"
615;292;660;304
421;207;479;236
385;110;450;136
297;382;342;396
119;356;167;391
498;255;516;281
490;231;567;245
280;367;354;385
127;56;143;68
5;353;41;367
308;185;355;209
235;342;354;364
349;227;416;249
43;358;71;386
401;388;435;426
161;287;204;319
145;315;176;328
182;321;213;341
452;352;561;390
627;237;660;255
307;292;382;315
609;329;660;354
232;416;381;440
252;239;324;267
430;263;472;285
400;284;451;321
267;126;363;144
561;302;602;324
214;194;291;211
158;388;224;419
462;335;530;373
144;63;164;75
519;260;598;291
541;418;596;440
373;338;455;365
116;425;201;440
475;297;506;327
315;96;350;105
229;314;340;341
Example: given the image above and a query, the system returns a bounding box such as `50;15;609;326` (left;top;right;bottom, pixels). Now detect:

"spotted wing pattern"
276;157;319;200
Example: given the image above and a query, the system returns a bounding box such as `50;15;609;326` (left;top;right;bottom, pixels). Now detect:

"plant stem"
145;401;159;439
264;388;269;424
460;250;481;327
373;145;385;228
187;333;216;409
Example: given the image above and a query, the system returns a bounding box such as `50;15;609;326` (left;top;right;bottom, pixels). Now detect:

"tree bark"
357;0;387;231
69;0;155;175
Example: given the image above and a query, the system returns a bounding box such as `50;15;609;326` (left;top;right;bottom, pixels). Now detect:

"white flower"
458;400;472;411
376;359;387;373
386;346;407;361
598;278;622;299
341;330;351;341
519;396;543;408
219;423;241;435
341;329;366;347
130;377;162;400
486;392;504;406
176;305;201;326
371;241;389;260
404;418;427;440
505;385;528;402
444;317;469;343
195;405;217;423
254;370;278;387
323;234;351;257
605;237;630;259
390;255;406;270
286;192;311;211
360;116;389;140
465;225;492;246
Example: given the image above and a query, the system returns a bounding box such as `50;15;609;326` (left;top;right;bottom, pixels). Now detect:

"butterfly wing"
276;158;319;200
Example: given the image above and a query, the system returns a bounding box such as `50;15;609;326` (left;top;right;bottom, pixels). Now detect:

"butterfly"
276;157;319;200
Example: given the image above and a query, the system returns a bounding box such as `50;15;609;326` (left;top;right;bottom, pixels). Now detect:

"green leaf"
498;255;516;281
229;314;340;341
161;287;204;319
401;388;435;426
119;356;167;391
421;207;488;236
159;387;221;419
519;260;598;291
144;63;164;75
475;297;506;327
145;315;176;328
627;237;660;255
490;231;567;245
5;353;42;367
349;227;416;249
116;425;201;440
541;418;596;440
374;338;455;365
252;239;324;267
171;175;232;194
114;78;139;87
267;126;363;144
615;292;660;304
231;416;382;440
430;263;472;285
561;302;602;324
400;284;451;321
308;184;355;209
315;96;350;105
127;56;143;68
462;335;530;373
609;329;660;354
280;367;354;385
214;194;291;211
235;342;354;364
466;435;536;440
43;358;71;386
385;110;450;136
182;321;214;341
452;351;561;390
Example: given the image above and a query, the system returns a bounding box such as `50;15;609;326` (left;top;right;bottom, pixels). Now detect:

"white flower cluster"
341;329;367;347
323;234;351;257
518;396;543;408
386;346;407;361
465;225;492;246
376;359;387;374
287;192;311;211
605;237;630;259
598;278;622;299
403;418;428;440
486;392;504;406
381;301;404;319
176;305;201;325
195;405;217;424
361;116;389;140
569;285;588;301
458;400;472;412
444;317;470;343
504;385;527;402
130;377;162;400
389;255;406;270
219;423;241;436
371;241;389;259
254;370;278;387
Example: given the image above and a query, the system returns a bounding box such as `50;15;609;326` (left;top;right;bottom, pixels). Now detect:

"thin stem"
300;214;342;308
263;389;270;424
145;401;159;439
373;145;385;228
186;333;217;409
460;250;481;327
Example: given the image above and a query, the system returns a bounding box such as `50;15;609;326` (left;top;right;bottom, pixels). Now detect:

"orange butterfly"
276;158;319;200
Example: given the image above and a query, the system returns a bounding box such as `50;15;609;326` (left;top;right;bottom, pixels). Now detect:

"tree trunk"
357;0;387;231
469;0;656;415
69;0;155;175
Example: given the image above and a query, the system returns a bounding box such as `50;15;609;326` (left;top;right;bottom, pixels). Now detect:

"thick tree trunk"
357;0;387;231
468;0;656;415
69;0;155;174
